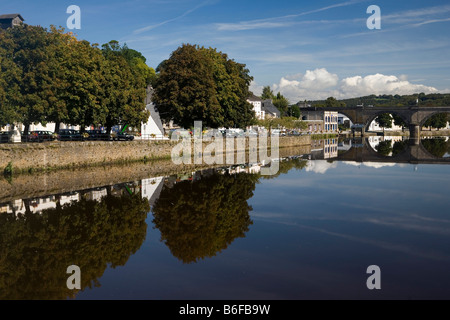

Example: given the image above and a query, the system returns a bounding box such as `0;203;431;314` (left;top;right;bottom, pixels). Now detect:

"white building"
324;111;339;132
141;103;166;139
368;119;403;132
247;94;265;120
324;138;338;159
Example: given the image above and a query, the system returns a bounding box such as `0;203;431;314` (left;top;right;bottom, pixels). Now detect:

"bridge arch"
335;110;357;127
418;110;450;127
364;110;410;132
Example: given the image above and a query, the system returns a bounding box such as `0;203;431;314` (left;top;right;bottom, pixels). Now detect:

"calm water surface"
1;138;449;300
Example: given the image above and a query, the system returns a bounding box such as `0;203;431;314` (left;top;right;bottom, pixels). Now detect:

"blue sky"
3;0;450;102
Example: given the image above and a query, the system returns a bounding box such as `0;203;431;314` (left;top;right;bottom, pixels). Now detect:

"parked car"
86;130;111;141
21;131;39;143
112;132;135;141
33;131;57;142
0;131;13;143
58;129;84;141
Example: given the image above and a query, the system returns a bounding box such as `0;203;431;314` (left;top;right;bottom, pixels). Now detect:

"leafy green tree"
288;105;301;119
200;47;255;128
102;41;156;86
100;41;149;134
63;38;105;132
0;30;21;127
423;113;448;130
153;44;255;129
325;97;338;108
0;25;53;135
152;172;258;264
375;113;393;130
256;117;307;134
261;86;275;100
392;113;407;129
273;92;290;116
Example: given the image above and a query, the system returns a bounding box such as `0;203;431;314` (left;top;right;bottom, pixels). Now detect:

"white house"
368;119;403;132
247;94;265;120
141;103;166;139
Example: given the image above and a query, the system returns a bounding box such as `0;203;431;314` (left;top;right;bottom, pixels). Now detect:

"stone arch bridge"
300;106;450;143
335;138;450;165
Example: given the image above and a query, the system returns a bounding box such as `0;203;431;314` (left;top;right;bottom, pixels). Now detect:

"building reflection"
310;138;338;159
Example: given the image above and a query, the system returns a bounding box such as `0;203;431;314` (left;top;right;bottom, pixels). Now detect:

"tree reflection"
421;138;449;158
261;158;308;180
152;173;258;264
0;192;150;300
392;140;409;156
375;140;393;156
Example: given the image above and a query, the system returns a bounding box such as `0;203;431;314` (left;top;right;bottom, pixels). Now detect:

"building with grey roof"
0;14;24;30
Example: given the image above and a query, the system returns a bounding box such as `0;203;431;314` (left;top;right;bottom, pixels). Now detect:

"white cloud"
340;73;438;98
305;160;338;174
270;68;439;102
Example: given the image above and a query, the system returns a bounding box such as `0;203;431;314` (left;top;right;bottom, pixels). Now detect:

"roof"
247;94;263;102
0;14;24;21
262;100;281;117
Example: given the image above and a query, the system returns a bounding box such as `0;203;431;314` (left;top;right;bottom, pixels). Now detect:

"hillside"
301;93;450;108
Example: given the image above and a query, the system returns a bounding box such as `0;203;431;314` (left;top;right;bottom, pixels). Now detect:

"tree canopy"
423;113;448;130
0;25;153;133
375;113;394;129
153;44;255;129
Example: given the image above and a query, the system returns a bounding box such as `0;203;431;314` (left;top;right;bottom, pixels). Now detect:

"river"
1;137;449;300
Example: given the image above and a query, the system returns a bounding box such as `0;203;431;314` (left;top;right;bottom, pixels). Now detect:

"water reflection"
0;136;449;299
152;171;259;264
0;185;150;300
421;137;450;158
335;136;450;164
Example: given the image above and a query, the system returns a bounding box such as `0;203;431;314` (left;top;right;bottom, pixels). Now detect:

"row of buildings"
247;95;340;133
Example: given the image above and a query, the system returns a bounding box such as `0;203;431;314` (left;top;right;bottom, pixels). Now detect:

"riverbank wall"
0;136;311;174
0;142;311;203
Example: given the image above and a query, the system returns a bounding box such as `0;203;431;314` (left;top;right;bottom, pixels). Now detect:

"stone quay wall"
0;135;311;173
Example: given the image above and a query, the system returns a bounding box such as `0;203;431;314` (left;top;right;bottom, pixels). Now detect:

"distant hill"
299;93;450;108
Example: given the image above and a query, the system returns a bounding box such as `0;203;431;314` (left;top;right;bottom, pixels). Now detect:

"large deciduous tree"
100;41;149;134
0;26;151;134
272;92;290;116
423;113;448;130
0;29;21;127
1;25;52;135
153;44;255;129
375;113;393;130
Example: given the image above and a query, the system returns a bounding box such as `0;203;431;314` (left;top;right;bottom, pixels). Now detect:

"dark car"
113;132;135;141
33;131;57;142
86;130;111;141
0;131;12;143
21;131;39;143
58;129;84;141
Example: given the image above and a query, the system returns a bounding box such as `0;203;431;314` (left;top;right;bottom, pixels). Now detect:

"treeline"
0;24;155;135
304;93;450;108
